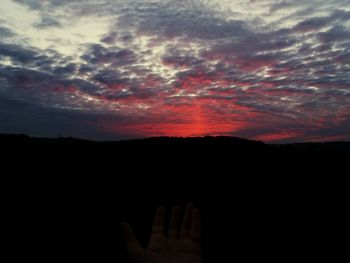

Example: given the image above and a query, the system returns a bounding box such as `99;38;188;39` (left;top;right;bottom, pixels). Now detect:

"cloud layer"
1;0;350;142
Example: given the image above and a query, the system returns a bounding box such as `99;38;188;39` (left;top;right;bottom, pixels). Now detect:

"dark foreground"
1;134;348;262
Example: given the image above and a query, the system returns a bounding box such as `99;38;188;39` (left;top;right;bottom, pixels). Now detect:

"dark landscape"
2;133;350;156
2;134;348;263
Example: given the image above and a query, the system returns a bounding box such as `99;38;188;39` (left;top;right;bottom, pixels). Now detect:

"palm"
122;204;202;263
145;236;201;263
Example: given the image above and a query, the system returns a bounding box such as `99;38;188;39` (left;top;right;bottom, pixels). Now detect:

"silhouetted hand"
121;204;201;263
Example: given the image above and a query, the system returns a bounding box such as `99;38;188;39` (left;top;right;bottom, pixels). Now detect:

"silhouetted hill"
273;141;350;154
1;133;349;161
0;134;271;160
1;134;348;263
0;133;266;147
1;133;348;180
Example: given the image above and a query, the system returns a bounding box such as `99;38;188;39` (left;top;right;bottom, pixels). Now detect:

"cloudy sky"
1;0;349;142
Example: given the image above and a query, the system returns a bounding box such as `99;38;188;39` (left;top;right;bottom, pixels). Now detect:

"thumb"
121;222;143;255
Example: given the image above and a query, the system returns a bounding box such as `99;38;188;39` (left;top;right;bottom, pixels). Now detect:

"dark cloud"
0;92;136;140
0;43;38;64
265;85;318;94
141;15;249;40
78;64;95;74
162;55;204;68
34;16;61;28
81;44;138;66
318;25;350;43
100;31;118;44
0;43;77;76
0;26;14;38
269;0;312;13
0;65;52;86
52;63;77;76
293;16;333;32
13;0;43;10
116;2;252;41
92;69;127;86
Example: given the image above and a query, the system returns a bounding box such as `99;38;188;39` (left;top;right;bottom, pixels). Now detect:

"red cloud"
101;98;257;138
255;132;300;142
51;85;78;93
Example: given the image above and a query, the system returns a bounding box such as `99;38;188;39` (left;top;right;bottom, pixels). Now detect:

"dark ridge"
1;133;348;174
273;141;350;154
0;133;271;154
1;133;349;153
2;133;348;263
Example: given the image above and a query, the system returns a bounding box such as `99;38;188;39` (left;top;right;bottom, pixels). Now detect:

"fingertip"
120;222;128;229
122;222;136;235
120;222;131;233
157;206;165;216
173;206;181;213
186;203;194;211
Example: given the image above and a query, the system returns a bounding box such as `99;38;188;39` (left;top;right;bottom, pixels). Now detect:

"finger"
150;207;165;241
168;206;181;239
190;209;201;243
180;203;193;239
121;222;142;255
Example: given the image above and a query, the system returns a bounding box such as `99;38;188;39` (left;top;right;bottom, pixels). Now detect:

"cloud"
13;0;43;10
318;25;350;43
269;0;322;14
0;43;38;64
80;44;138;66
0;26;14;38
1;0;350;142
34;16;61;28
100;31;118;44
293;16;333;32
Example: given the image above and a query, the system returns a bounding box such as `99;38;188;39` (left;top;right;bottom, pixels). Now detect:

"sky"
0;0;350;142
